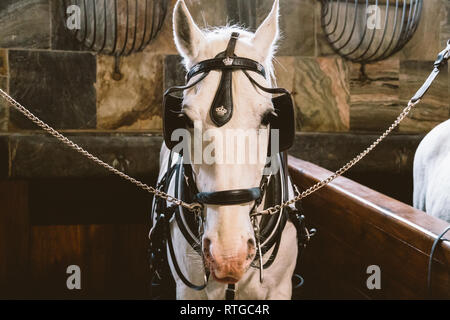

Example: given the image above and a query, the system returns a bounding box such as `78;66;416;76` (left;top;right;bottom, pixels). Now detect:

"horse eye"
178;111;194;128
261;111;277;126
185;116;194;128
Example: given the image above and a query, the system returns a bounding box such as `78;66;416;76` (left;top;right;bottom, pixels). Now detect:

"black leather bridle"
161;31;295;211
149;32;311;300
150;152;298;299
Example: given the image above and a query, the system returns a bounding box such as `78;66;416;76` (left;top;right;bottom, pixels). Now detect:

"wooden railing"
289;156;450;299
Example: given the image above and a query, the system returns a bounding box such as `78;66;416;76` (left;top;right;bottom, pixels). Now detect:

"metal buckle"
226;286;236;293
433;39;450;68
303;227;317;245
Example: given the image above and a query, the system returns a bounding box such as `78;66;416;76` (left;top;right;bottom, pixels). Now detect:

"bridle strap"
185;31;266;82
208;32;241;127
164;72;209;97
226;32;240;56
411;40;450;102
175;162;203;255
186;57;266;83
242;70;290;95
194;188;261;205
226;284;236;300
167;220;209;291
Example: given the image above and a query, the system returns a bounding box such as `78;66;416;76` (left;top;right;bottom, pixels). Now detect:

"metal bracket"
434;39;450;69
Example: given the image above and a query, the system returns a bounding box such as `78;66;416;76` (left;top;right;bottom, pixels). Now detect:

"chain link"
252;99;420;216
0;88;419;217
0;88;202;213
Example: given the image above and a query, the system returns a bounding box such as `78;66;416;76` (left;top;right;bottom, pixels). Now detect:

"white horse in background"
155;0;298;299
414;119;450;223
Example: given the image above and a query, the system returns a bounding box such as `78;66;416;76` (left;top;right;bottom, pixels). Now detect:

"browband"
186;57;266;83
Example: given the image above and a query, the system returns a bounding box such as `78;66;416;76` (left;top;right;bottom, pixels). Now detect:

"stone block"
0;0;50;49
9;50;97;130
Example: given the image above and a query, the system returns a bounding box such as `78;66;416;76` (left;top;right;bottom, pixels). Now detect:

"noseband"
194;188;261;205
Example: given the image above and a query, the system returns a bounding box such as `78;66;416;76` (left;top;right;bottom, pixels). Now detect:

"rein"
1;41;449;217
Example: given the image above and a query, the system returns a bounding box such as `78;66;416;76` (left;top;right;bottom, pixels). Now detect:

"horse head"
172;0;280;283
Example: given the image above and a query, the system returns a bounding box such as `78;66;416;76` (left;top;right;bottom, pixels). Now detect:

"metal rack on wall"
62;0;169;80
320;0;423;64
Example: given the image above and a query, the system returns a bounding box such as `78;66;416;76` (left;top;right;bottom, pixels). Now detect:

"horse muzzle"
203;237;256;283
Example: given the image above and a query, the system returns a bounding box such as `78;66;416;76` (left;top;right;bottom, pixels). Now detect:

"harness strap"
186;57;266;82
208;33;241;127
427;226;450;298
243;70;289;95
411;40;450;102
167;222;209;291
226;284;236;300
259;226;283;269
226;32;240;56
251;153;289;270
194;188;261;205
175;163;202;255
164;72;209;96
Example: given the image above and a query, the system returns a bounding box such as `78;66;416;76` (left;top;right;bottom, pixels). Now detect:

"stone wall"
0;0;448;135
0;0;450;133
0;0;449;204
0;0;178;132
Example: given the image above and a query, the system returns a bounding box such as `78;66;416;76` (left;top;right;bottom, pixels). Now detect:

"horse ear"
253;0;280;59
173;0;205;61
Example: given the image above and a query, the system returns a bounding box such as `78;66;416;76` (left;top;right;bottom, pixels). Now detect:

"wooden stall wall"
0;181;29;298
289;157;450;299
0;179;153;299
1;157;449;299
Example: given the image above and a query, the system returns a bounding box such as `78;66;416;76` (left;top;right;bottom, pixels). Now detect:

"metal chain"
0;88;419;217
0;88;202;214
252;99;421;216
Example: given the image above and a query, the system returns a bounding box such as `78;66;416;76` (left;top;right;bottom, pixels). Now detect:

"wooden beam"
288;156;450;299
290;132;424;175
0;132;424;179
0;181;30;298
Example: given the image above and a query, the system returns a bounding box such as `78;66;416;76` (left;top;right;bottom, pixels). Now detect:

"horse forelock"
180;25;276;85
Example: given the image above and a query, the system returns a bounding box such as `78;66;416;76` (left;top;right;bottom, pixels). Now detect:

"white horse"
153;0;298;299
413;119;450;223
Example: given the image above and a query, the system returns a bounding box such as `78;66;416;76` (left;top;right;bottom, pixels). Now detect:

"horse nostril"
247;238;256;257
203;237;212;258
